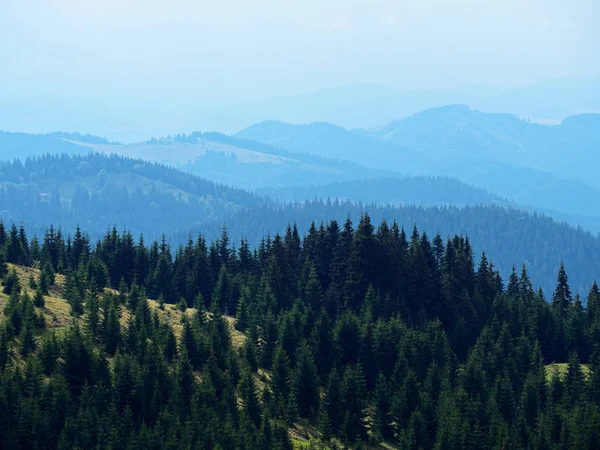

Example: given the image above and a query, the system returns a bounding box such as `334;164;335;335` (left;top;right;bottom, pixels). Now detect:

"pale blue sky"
2;0;599;105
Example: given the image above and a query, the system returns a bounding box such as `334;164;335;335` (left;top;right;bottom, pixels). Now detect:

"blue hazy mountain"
2;77;598;142
237;107;600;223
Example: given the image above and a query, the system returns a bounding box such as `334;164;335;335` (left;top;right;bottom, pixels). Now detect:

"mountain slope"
237;112;600;225
236;120;426;173
0;153;264;240
195;200;600;296
52;131;389;189
373;105;600;189
259;176;506;208
0;131;94;161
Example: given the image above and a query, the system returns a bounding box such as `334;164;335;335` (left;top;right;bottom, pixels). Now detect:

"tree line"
1;216;600;448
3;153;600;294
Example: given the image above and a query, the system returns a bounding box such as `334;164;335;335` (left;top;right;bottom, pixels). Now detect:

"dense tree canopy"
0;218;599;448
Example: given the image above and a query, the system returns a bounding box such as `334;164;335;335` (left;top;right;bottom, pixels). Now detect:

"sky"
2;0;599;105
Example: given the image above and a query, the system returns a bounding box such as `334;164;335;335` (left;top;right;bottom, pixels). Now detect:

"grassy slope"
0;264;246;352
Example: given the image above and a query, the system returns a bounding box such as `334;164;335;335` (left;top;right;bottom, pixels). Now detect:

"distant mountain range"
174;77;600;135
1;77;599;141
238;106;600;227
2;103;600;233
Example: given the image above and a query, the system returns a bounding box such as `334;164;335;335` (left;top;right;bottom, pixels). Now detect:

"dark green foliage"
3;268;21;295
19;316;36;356
33;286;45;308
0;251;7;279
0;219;598;449
0;325;10;371
235;288;250;332
85;291;100;340
292;341;320;418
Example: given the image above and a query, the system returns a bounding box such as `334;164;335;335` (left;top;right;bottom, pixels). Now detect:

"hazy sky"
2;0;599;105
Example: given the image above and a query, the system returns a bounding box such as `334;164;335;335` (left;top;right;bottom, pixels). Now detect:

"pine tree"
303;264;324;311
175;348;195;415
40;261;55;292
103;299;121;355
271;345;291;404
0;325;10;371
0;250;7;279
19;317;36;356
340;365;367;443
310;311;334;379
86;291;100;340
588;344;600;403
33;286;45;308
552;264;572;320
293;341;320;418
235;288;250;332
565;352;585;402
260;312;278;369
3;268;21;295
371;373;392;442
521;373;541;428
243;335;259;372
6;224;22;264
4;290;22;336
239;368;261;427
0;221;6;249
39;332;59;375
212;265;231;314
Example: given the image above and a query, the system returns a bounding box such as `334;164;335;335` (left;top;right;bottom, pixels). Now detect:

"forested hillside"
1;154;599;294
0;153;264;239
259;177;505;207
196;200;600;296
0;219;599;449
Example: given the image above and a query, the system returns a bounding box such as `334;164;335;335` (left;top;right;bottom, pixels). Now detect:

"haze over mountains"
238;105;600;228
2;77;599;142
3;102;600;232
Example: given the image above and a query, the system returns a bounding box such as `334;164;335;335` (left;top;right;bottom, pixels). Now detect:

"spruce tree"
552;264;572;320
39;332;58;375
0;325;10;371
3;268;21;295
0;250;7;279
588;344;600;403
235;288;250;332
86;291;100;340
103;299;121;355
271;345;291;405
293;341;320;418
19;317;36;356
565;352;585;402
371;373;392;442
340;364;367;443
33;286;45;308
239;368;261;427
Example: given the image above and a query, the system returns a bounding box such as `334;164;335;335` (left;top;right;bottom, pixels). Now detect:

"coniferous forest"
0;217;599;449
